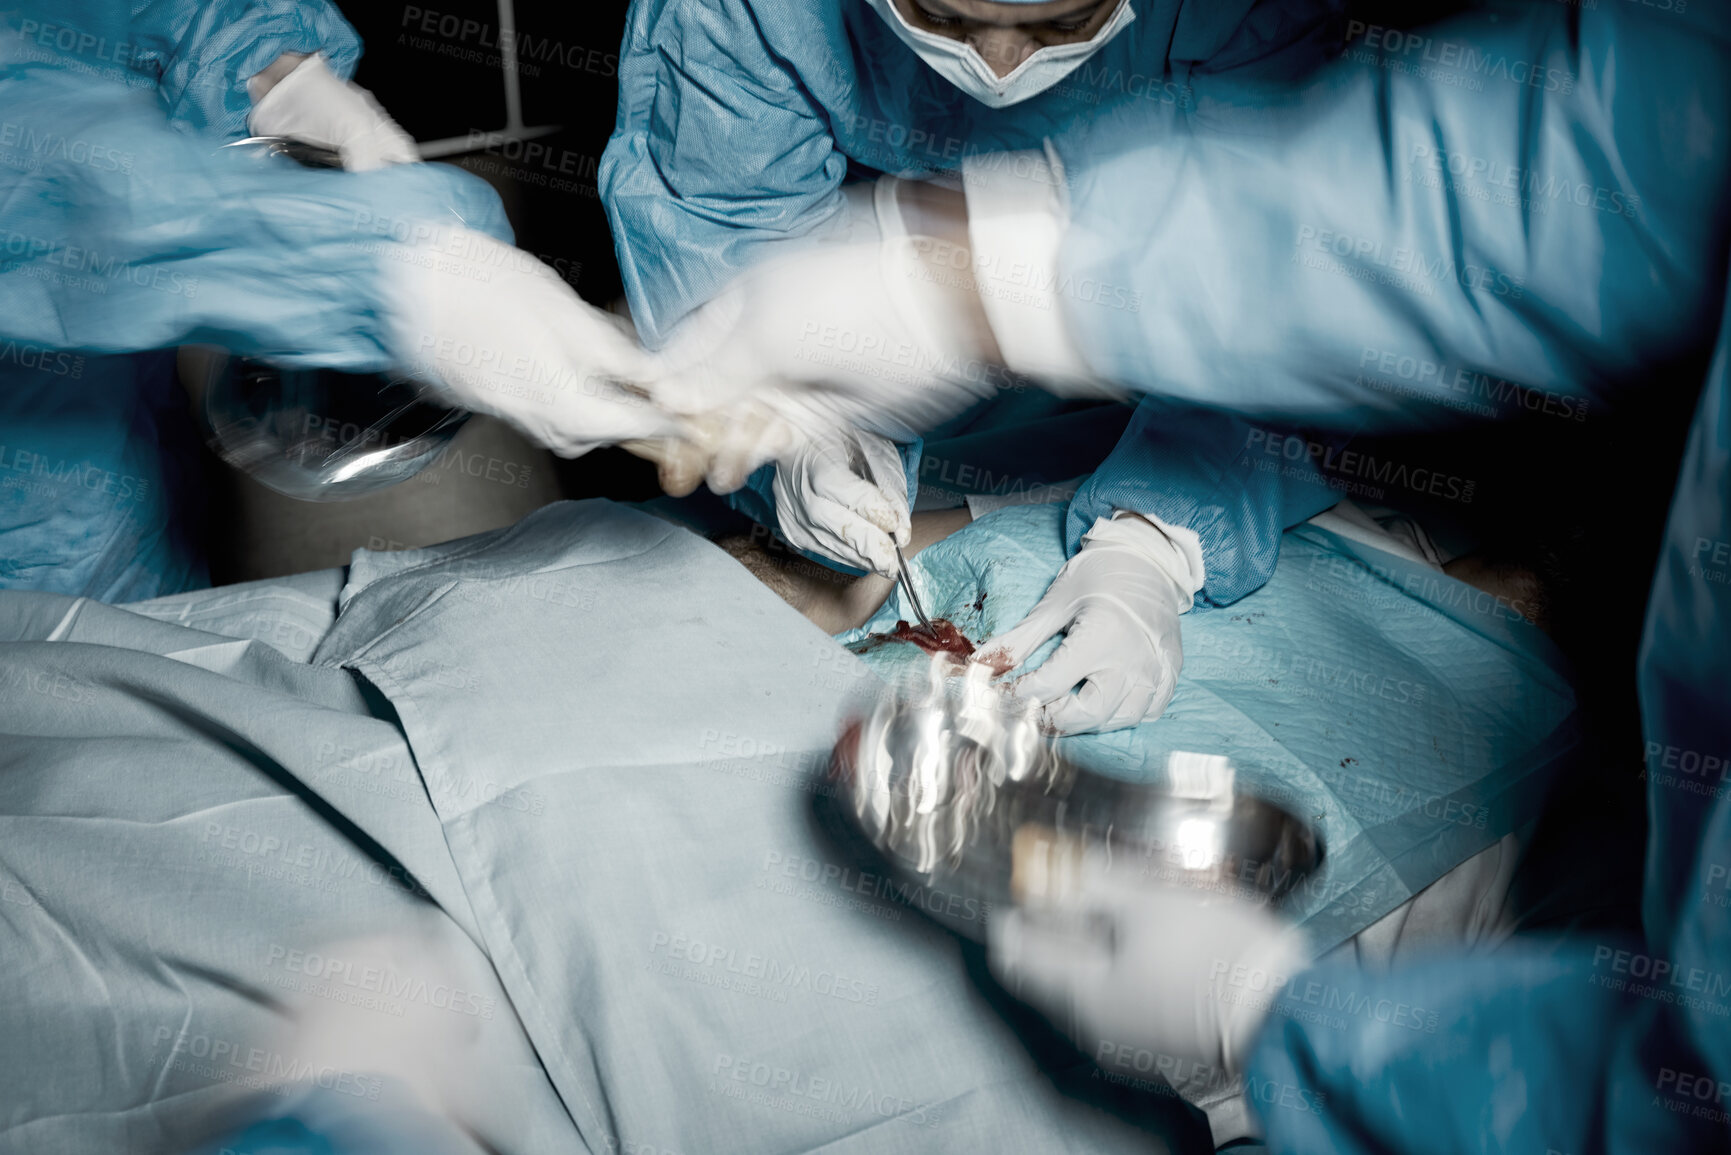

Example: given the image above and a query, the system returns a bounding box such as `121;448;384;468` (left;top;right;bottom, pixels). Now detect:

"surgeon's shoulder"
1185;0;1349;79
626;0;761;41
625;0;838;54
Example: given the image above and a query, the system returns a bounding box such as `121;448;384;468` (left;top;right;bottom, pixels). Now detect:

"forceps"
846;434;936;637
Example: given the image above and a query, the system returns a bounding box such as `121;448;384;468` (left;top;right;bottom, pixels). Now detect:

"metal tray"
821;678;1325;941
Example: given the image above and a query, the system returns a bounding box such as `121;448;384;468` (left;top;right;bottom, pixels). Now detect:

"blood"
890;618;975;659
851;617;976;661
973;644;1018;677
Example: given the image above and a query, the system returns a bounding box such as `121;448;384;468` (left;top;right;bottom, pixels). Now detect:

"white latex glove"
645;237;1002;482
379;226;682;458
989;841;1309;1080
976;513;1204;734
248;53;419;171
773;431;911;576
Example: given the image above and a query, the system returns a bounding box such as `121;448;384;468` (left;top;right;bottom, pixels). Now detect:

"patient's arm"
719;508;974;633
1443;553;1551;634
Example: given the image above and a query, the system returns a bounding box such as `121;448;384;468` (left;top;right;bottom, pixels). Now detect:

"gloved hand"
773;431;912;576
644;237;1003;483
248;53;419;171
976;513;1203;733
989;839;1309;1080
379;226;683;458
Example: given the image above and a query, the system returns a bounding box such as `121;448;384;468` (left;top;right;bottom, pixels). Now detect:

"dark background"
346;0;656;500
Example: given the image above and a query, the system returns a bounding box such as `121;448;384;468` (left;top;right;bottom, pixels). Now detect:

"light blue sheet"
0;589;567;1154
4;501;1202;1154
7;498;1577;1150
839;503;1580;950
124;567;344;661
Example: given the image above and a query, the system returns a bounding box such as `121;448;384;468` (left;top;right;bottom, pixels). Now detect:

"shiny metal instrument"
892;545;936;637
221;135;347;168
822;677;1325;941
846;433;935;636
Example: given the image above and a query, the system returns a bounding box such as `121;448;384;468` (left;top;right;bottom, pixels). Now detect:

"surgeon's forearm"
1248;947;1697;1154
0;66;510;368
1062;400;1340;606
1039;4;1731;429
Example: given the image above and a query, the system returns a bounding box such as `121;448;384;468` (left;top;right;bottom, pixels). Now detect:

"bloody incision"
850;617;976;660
892;618;975;659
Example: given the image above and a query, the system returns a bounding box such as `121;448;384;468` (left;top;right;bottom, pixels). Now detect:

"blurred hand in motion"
624;422;911;576
641;237;1005;481
975;513;1203;733
248;53;419;171
266;928;501;1154
625;403;806;499
774;430;912;577
380;227;686;457
989;833;1308;1080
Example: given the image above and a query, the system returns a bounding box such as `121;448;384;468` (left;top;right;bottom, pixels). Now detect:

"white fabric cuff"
1083;511;1208;610
873;176;910;241
835;182;883;245
247;52;331;132
961;148;1095;389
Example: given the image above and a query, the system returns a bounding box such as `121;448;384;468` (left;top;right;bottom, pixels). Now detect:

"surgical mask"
863;0;1136;109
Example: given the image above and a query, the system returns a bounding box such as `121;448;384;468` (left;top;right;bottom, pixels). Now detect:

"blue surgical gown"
17;0;363;139
1022;1;1731;1148
1250;262;1731;1155
1046;4;1731;427
1055;0;1731;603
602;0;1348;347
0;2;512;598
0;351;207;602
600;0;1350;578
1065;401;1340;606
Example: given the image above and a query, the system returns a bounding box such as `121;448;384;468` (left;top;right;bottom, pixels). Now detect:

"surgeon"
641;0;1731;1149
0;0;674;600
602;0;1351;729
641;0;1729;726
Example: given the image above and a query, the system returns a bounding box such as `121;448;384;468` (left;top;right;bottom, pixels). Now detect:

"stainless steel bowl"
823;679;1324;940
179;137;470;502
187;348;470;502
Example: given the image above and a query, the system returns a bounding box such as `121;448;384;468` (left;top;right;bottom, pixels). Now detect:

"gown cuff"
961;147;1096;390
1086;510;1209;610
